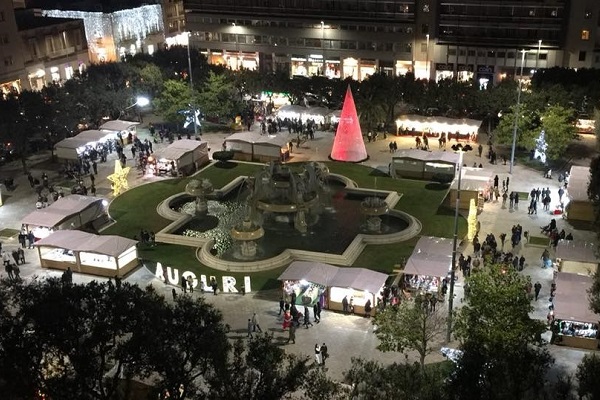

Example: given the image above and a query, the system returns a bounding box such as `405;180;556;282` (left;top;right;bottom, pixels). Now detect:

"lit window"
582;30;590;40
423;4;430;12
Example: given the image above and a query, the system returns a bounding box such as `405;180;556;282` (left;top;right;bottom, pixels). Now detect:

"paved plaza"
0;119;597;381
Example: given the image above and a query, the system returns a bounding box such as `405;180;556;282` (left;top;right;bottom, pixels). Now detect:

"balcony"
47;46;76;59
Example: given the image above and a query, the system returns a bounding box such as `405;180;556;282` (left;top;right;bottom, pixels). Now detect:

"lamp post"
119;96;149;119
535;40;542;71
426;34;430;80
509;50;526;174
321;21;326;76
446;149;463;343
186;32;198;136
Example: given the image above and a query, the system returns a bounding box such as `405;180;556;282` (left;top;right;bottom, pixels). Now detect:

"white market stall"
99;120;140;144
35;230;139;278
21;195;107;239
278;261;388;315
555;240;599;276
553;272;599;350
395;114;482;140
566;165;593;222
449;168;493;210
55;129;119;160
403;236;453;294
390;149;460;181
225;131;290;162
152;139;209;176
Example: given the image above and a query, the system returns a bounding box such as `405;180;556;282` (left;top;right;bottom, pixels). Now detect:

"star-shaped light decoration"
107;160;130;197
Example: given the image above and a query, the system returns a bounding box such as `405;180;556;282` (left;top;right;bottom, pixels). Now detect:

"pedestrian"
92;160;97;175
287;323;296;344
303;306;314;328
181;275;188;293
541;248;550;268
18;232;26;248
247;319;253;338
499;233;506;250
314;344;322;365
172;288;177;300
187;276;194;293
313;302;321;323
320;343;329;367
17;248;25;264
279;297;286;315
27;231;35;249
478;144;483;157
514;192;519;209
342;295;349;313
534;281;542;301
558;187;564;202
27;172;34;188
252;313;262;332
364;299;372;318
506;176;510;188
493;175;499;189
211;277;218;295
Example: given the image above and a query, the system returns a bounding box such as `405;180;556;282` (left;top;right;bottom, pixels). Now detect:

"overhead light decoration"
41;5;164;60
107;160;130;196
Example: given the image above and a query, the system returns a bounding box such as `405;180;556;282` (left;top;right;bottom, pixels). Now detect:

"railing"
47;46;75;59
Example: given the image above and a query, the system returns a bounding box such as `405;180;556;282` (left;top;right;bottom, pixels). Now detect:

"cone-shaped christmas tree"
330;86;368;162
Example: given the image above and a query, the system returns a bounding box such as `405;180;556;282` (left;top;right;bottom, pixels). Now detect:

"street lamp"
119;96;150;119
535;40;542;71
509;50;527;174
446;149;463;343
321;21;326;76
425;34;430;80
186;32;199;136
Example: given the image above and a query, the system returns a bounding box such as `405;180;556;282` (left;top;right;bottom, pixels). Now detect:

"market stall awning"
22;195;104;228
554;272;598;324
55;136;90;150
225;131;289;148
99;120;140;132
450;168;492;191
556;240;600;265
75;129;114;142
35;230;137;258
395;114;483;135
331;267;388;294
393;149;461;165
155;139;207;161
403;236;453;277
278;261;339;287
568;165;591;202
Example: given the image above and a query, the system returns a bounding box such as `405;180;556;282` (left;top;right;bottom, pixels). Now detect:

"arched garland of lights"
41;5;163;59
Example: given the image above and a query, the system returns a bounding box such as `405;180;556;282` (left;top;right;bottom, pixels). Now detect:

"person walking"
247;319;253;338
313;301;321;323
364;299;372;318
534;281;542;301
314;344;322;365
279;297;286;315
320;343;329;367
541;249;550;268
342;295;349;313
181;275;188;293
303;306;314;329
187;276;194;293
287;323;296;344
252;313;262;332
172;288;177;300
211;277;218;295
558;187;564;202
27;231;35;249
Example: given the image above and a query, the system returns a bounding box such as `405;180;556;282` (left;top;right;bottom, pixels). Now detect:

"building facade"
0;3;90;95
182;0;600;83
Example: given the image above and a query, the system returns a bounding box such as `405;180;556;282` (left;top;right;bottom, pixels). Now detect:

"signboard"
154;262;251;294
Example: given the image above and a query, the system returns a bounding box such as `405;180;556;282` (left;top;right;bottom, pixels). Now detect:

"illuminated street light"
510;50;527;174
446;149;463;343
186;32;199;136
119;96;150;119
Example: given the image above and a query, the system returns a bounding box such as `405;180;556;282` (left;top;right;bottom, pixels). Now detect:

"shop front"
278;261;388;315
35;230;139;278
457;64;474;82
476;65;494;90
390;149;459;181
402;236;453;296
151;139;209;176
449;168;493;211
435;63;454;82
225;131;290;162
552;272;599;350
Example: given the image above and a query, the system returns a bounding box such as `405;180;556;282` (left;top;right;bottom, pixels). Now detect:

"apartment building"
182;0;600;83
0;2;89;95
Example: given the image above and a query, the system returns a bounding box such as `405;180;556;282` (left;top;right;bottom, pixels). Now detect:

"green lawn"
107;161;466;284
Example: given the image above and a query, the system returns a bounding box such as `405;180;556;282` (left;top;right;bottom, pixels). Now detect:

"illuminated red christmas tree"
330;86;368;162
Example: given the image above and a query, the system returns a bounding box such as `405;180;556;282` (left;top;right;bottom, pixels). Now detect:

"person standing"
172;288;177;300
211;277;218;295
364;299;372;318
313;302;321;323
534;281;542;301
187;276;194;293
342;295;349;313
17;248;25;264
252;313;262;332
320;343;329;367
493;175;499;189
287;323;296;344
314;344;322;365
27;231;35;249
181;276;188;293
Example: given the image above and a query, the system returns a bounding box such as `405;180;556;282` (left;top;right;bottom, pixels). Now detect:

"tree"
540;104;576;161
576;353;600;399
196;71;242;121
373;297;446;371
588;156;600;242
450;264;552;400
153;79;196;125
493;103;538;150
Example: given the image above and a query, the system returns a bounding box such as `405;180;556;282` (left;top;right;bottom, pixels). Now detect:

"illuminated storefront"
395;61;413;76
476;65;495;90
0;79;22;96
435;63;454;81
457;64;474;82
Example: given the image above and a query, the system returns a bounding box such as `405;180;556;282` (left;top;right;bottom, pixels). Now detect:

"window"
467;50;475;57
581;30;590;40
539;53;547;60
448;48;456;56
507;52;515;58
498;52;506;58
423;4;430;12
421;43;427;53
0;11;4;22
579;51;586;62
459;49;465;56
421;24;429;34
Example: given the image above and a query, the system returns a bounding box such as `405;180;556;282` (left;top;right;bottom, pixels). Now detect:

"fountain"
185;179;213;216
361;196;390;233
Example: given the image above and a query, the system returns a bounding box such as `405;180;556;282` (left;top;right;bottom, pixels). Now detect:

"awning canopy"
554;272;598;324
225;131;289;148
393;149;461;164
22;195;104;228
403;236;453;277
278;261;388;293
35;230;137;258
155;139;207;161
451;168;493;191
55;136;90;150
568;165;591;202
99;120;139;132
556;240;600;264
75;129;114;142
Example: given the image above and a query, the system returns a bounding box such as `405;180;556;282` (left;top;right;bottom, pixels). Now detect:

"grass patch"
517;191;529;201
0;228;20;238
528;236;549;247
